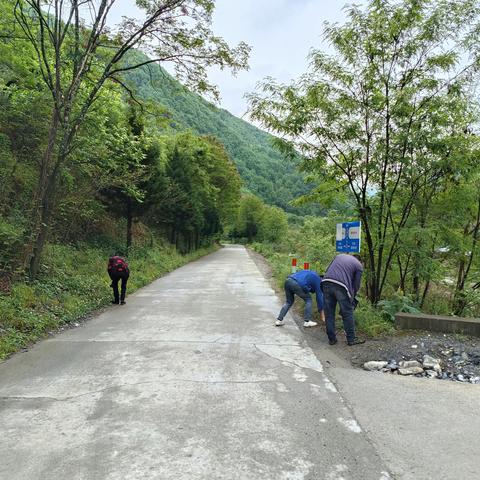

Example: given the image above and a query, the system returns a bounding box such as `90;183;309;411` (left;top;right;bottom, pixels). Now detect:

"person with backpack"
107;254;130;305
275;269;324;328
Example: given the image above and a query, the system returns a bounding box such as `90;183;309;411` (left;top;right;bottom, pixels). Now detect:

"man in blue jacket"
276;270;324;328
322;254;365;346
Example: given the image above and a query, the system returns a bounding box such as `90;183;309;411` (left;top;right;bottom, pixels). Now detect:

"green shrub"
0;218;24;270
377;294;421;322
355;302;395;336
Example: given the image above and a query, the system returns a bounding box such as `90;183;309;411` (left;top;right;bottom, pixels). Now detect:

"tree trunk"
420;280;430;309
412;204;428;302
454;255;467;316
126;199;133;253
413;274;420;301
453;198;480;315
397;252;411;294
412;233;422;302
28;163;58;278
26;113;60;277
359;212;378;304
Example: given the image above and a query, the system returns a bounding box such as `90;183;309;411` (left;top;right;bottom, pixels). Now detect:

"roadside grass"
355;302;395;336
0;242;217;360
250;242;395;337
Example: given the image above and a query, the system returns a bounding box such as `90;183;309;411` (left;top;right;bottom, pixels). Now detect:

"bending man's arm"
353;268;363;296
313;275;324;311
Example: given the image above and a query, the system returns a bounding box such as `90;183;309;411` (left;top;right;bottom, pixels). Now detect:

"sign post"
336;221;362;253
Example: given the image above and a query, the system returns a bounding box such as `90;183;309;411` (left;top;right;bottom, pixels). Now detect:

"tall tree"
447;172;480;315
249;0;480;304
145;132;241;251
234;194;265;243
9;0;249;276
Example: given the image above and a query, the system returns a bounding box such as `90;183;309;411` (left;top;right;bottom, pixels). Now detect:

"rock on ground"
398;366;424;375
363;361;388;371
423;354;441;372
399;360;422;369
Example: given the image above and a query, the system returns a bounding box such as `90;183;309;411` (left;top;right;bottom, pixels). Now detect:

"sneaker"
111;300;119;305
303;321;318;328
347;337;366;346
329;339;338;345
120;301;126;305
275;320;285;326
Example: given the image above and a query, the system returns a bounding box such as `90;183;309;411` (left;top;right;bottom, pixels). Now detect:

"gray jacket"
322;254;363;298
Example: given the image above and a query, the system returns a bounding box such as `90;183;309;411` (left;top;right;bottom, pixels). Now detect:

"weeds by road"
0;242;217;360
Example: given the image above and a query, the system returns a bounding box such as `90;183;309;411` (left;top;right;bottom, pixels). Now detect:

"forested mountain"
124;51;313;213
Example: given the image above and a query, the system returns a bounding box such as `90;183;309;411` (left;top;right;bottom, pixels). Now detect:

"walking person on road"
276;270;324;328
322;254;364;346
108;254;130;305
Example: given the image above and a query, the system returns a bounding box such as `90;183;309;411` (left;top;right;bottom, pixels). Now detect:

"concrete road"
0;245;477;479
0;245;389;480
325;361;480;479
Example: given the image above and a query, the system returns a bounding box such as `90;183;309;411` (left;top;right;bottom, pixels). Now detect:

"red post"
304;262;310;270
291;258;297;273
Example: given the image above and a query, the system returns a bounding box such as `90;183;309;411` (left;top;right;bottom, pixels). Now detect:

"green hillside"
124;53;313;213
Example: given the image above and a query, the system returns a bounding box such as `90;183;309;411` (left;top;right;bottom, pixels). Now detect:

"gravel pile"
355;334;480;384
364;354;480;383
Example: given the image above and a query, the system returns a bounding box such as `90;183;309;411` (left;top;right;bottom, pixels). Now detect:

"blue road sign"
336;221;362;253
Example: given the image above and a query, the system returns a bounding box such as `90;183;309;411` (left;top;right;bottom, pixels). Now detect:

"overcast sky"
207;0;356;117
110;1;359;117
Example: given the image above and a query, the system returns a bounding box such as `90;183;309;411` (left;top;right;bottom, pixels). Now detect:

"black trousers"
109;273;129;303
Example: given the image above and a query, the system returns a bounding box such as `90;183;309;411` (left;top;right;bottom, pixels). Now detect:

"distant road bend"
1;245;479;480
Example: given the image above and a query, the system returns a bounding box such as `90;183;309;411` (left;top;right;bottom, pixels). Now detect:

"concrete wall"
395;312;480;337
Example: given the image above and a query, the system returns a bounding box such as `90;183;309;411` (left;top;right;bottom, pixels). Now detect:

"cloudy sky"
207;0;355;117
110;1;359;117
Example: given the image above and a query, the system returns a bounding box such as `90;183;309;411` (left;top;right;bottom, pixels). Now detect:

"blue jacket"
289;270;324;311
323;254;363;298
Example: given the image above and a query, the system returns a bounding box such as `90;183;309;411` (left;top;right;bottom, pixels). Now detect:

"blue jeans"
277;278;312;322
322;281;355;343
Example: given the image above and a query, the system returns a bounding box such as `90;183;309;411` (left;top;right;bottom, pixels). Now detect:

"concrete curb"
395;312;480;336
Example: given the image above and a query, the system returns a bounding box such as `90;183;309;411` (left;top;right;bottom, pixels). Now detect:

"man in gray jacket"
322;254;365;346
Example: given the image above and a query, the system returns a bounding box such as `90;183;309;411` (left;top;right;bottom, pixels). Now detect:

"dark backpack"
108;256;129;276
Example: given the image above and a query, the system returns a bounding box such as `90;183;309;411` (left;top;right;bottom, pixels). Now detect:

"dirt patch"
247;247;480;385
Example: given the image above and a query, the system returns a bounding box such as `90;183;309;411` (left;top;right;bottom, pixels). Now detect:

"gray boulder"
398;366;424;375
364;361;388;371
399;360;422;369
423;355;442;372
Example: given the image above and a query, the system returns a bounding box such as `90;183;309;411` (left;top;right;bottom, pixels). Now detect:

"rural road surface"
0;245;478;479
